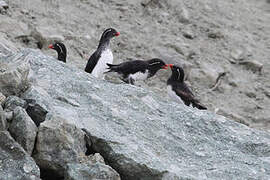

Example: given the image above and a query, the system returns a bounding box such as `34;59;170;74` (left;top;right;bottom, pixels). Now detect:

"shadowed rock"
9;106;37;155
0;131;40;180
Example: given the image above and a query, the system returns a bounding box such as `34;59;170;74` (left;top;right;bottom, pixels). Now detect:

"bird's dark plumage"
167;65;207;110
106;58;168;85
85;28;120;78
48;42;67;63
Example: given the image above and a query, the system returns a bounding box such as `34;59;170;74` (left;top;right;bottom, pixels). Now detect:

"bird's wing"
119;60;148;74
85;51;100;73
174;84;207;110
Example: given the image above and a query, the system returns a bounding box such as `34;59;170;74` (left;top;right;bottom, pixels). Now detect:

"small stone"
25;99;48;127
238;60;263;73
230;49;245;61
0;1;8;9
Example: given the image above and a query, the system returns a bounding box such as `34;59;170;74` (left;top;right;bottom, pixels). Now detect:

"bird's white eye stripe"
149;62;160;66
56;44;63;53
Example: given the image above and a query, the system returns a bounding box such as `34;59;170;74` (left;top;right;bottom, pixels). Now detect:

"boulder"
24;98;48;127
9;106;38;155
33;114;87;177
65;163;120;180
19;49;270;180
0;105;7;130
3;95;27;112
0;131;40;180
0;91;6;106
0;49;30;96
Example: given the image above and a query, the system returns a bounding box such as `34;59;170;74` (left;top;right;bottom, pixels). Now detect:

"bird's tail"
105;63;118;73
192;101;207;110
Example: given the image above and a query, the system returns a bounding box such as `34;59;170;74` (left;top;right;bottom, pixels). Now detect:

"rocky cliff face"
0;0;270;179
0;0;270;129
0;43;270;179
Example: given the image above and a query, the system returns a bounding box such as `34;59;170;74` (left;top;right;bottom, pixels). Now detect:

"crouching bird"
167;64;207;110
106;58;168;85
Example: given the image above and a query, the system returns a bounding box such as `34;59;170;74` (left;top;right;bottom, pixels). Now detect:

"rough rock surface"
0;105;7;130
3;95;27;111
0;131;40;180
0;47;30;96
9;106;37;155
17;49;270;179
1;0;269;129
33;113;87;177
65;163;121;180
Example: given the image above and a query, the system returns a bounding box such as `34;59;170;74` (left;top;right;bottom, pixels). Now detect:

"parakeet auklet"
106;58;168;85
167;64;207;110
85;28;120;79
48;42;67;63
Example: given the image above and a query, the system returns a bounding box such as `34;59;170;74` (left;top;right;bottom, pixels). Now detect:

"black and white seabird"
167;64;207;110
106;58;168;85
85;28;120;79
48;42;67;63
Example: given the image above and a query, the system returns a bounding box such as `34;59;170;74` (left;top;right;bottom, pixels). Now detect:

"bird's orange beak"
48;44;53;49
168;64;174;68
162;64;168;69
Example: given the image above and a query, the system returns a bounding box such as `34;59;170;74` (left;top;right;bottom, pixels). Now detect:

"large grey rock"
9;106;37;155
18;49;270;179
0;131;40;180
3;95;27;111
65;163;121;180
0;105;7;130
34;113;87;177
0;49;30;96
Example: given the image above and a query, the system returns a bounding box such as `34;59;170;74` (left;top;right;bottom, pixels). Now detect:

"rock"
0;50;30;96
0;0;8;14
0;131;40;179
0;105;7;130
0;0;8;9
78;153;105;165
34;114;87;178
230;48;245;61
20;49;270;179
3;95;27;111
24;98;48;127
0;33;18;56
238;60;263;73
182;25;195;39
215;108;250;126
65;163;121;180
4;111;13;122
0;91;6;106
9;107;38;155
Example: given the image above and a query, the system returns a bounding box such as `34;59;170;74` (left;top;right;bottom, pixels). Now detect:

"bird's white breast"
167;85;185;105
129;70;149;81
92;48;113;79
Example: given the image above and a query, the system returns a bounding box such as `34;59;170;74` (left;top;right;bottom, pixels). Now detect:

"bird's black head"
147;58;168;70
48;42;67;63
169;64;185;82
100;28;120;42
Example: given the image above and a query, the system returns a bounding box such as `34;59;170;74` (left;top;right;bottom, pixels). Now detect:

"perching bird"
48;42;67;63
85;28;120;79
106;58;168;85
167;64;207;110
